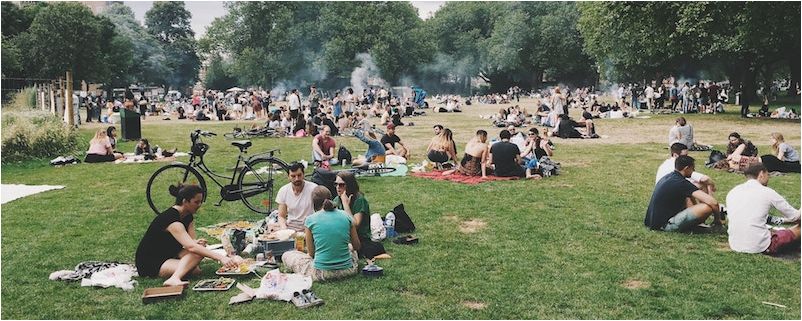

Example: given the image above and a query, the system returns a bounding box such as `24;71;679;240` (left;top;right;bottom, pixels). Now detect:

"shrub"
1;91;83;164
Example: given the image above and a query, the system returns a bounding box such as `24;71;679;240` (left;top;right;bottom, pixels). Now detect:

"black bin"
120;108;141;140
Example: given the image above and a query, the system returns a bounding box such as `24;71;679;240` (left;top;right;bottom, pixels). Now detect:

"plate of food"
192;278;236;291
216;262;253;276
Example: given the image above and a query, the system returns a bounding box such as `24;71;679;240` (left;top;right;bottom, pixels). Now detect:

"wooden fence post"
50;81;56;115
66;71;74;127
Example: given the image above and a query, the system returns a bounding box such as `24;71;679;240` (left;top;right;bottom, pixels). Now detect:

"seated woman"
106;126;119;151
761;132;801;173
552;114;592;139
135;138;176;159
282;186;361;281
443;130;489;178
519;128;554;178
426;128;458;167
136;185;244;286
84;130;124;163
333;172;388;259
351;129;386;166
726;132;759;169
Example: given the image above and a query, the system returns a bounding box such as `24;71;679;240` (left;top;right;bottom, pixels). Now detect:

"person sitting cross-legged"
645;155;724;232
312;126;338;168
281;186;361;281
489;129;525;178
726;164;800;254
381;124;409;159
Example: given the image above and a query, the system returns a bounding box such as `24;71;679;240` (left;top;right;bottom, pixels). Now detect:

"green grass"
2;101;800;319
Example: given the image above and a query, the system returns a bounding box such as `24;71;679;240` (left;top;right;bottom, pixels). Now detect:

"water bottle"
385;212;397;238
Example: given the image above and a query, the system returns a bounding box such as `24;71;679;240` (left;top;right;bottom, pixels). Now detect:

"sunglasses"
335;182;346;187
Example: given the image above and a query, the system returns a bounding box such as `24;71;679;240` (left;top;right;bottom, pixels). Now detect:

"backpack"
369;213;386;242
338;146;352;165
391;203;415;233
310;168;337;197
537;156;561;177
706;150;726;168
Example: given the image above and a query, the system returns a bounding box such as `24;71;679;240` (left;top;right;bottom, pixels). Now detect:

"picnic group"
74;82;802;290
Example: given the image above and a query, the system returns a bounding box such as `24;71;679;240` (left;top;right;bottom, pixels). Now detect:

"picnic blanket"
114;152;188;164
381;164;408;177
411;170;518;185
1;184;65;204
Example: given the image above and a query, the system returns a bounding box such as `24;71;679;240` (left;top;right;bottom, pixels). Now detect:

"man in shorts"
726;164;800;254
645;155;723;231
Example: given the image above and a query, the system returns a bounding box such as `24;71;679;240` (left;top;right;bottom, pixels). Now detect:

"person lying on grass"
351;129;387;167
135;184;244;287
656;143;716;195
726;164;801;255
645;155;724;232
282;186;361;281
443;129;489;178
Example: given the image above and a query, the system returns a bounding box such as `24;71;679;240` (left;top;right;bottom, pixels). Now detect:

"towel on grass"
1;184;64;204
411;170;518;185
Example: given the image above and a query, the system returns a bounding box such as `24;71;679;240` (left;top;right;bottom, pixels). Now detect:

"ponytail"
322;199;336;211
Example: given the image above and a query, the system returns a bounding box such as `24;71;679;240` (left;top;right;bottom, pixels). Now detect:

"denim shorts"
662;208;701;232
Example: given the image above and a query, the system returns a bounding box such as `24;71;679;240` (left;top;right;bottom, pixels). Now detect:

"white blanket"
1;184;65;204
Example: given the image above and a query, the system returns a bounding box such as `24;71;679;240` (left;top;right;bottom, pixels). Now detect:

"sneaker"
302;289;324;307
291;291;312;309
767;216;785;225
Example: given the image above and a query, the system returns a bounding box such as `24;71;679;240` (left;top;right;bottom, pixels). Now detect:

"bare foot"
163;278;189;287
373;253;392;260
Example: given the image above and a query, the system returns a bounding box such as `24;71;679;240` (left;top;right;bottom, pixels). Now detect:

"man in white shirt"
726;164;800;254
288;89;301;121
277;162;318;232
656;143;716;195
507;125;527;152
644;82;655;112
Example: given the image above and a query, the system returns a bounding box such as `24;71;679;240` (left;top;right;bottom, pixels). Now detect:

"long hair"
433;128;453;150
727;132;744;155
336;171;360;207
771;132;785;155
90;130;107;144
312;186;335;211
106;126;116;138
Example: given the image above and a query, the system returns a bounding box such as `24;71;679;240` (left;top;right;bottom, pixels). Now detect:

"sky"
125;1;446;38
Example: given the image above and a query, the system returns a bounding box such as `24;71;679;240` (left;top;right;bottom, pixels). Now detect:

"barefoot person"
135;185;243;286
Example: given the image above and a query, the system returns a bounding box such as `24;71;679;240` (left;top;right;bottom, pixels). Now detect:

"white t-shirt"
655;158;705;185
645;86;655;99
726;179;800;253
289;94;300;111
276;181;319;231
510;133;527;152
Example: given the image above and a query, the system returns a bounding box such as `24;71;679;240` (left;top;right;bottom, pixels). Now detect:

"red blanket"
410;170;519;185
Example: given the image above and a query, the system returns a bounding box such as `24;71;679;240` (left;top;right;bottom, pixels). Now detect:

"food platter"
215;263;253;276
193;278;236;291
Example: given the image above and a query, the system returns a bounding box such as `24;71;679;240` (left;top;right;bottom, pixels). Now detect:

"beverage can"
295;232;305;252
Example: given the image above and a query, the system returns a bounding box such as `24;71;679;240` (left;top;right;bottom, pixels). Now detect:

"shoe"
302;289;324;307
767;216;785;225
291;291;312;308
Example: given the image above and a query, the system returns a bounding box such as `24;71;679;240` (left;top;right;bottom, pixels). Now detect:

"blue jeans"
355;129;386;162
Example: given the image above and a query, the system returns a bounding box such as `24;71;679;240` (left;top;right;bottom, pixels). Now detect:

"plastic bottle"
385;212;397;238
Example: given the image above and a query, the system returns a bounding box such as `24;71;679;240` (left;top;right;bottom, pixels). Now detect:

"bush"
3;87;38;110
1;93;83;163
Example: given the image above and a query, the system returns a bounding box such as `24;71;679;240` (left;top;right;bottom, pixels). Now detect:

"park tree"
12;2;114;83
203;54;237;90
101;3;169;87
1;1;49;77
145;1;200;89
426;1;595;92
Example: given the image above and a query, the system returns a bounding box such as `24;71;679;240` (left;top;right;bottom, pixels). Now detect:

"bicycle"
146;129;290;215
223;126;283;140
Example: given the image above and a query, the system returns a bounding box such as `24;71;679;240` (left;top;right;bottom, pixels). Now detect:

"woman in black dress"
135;185;243;286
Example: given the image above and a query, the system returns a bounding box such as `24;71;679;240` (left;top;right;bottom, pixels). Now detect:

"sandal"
302;289;325;307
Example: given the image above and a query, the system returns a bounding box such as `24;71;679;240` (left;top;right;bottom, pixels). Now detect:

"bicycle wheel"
237;158;289;214
146;164;207;215
355;166;396;177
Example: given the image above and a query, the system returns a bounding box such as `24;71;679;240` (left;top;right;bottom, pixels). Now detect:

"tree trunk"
532;70;543;91
789;56;800;97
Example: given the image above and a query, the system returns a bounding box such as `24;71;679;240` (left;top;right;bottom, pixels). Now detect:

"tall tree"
101;3;169;87
145;1;200;89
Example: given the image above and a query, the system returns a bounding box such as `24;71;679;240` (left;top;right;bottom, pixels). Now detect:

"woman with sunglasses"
332;172;388;259
520;128;554;178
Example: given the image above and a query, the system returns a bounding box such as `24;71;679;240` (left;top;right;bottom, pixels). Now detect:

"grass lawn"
1;98;800;319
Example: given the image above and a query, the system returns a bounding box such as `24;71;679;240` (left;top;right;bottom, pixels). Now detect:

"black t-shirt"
582;110;593;120
644;171;698;229
381;134;401;150
490;141;522;177
135;207;193;276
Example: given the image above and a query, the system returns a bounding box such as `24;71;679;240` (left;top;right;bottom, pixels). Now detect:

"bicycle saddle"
231;140;252;151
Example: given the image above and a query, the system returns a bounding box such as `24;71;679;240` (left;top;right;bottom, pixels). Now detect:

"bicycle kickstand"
214;199;224;207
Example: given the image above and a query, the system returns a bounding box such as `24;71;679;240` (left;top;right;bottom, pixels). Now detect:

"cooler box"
259;239;295;261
